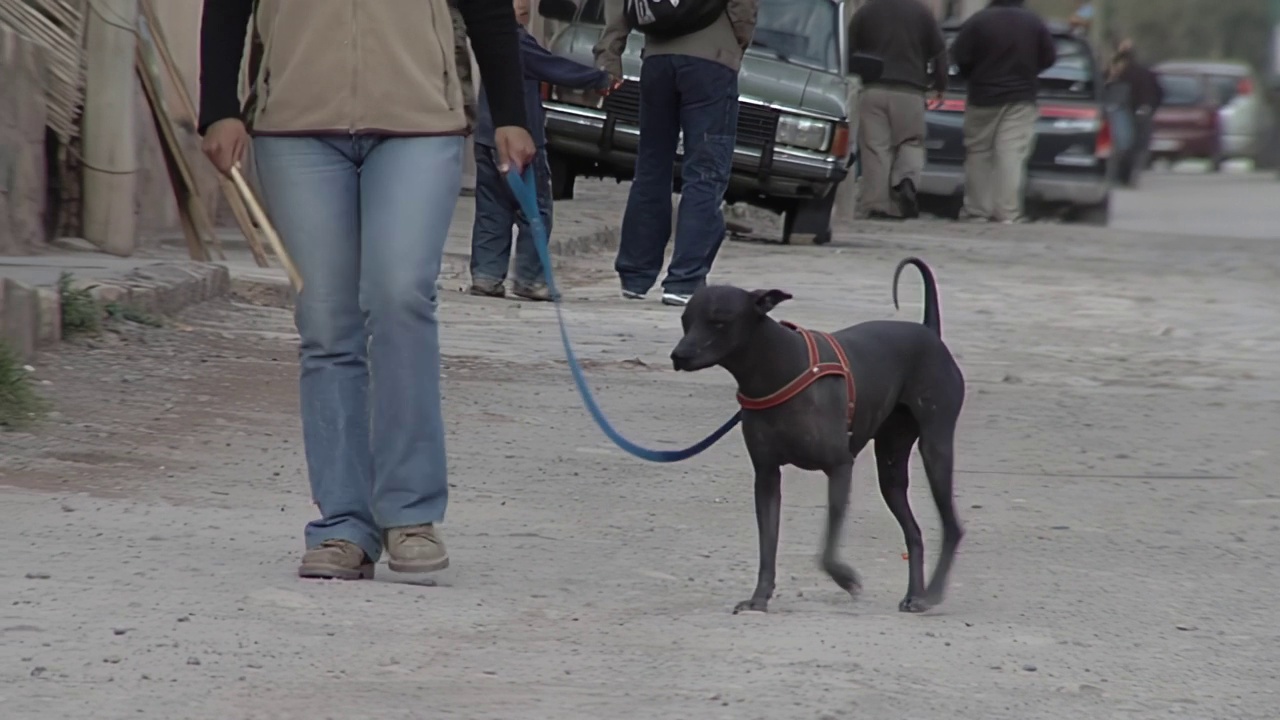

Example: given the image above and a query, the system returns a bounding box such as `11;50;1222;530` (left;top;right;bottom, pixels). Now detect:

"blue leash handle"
505;168;741;462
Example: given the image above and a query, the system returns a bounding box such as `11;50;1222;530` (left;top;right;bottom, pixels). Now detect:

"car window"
940;33;1097;99
1209;74;1240;104
1157;74;1205;106
747;0;840;73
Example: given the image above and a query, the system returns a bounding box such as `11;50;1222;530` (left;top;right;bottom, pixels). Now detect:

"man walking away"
849;0;948;220
951;0;1056;223
595;0;759;306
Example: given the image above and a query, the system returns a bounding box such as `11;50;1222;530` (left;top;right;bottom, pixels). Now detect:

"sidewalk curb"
230;225;620;308
0;263;231;363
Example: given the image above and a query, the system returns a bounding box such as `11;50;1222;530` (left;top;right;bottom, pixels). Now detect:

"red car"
1149;72;1224;168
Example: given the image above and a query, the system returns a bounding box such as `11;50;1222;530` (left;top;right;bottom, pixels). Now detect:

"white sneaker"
661;292;691;307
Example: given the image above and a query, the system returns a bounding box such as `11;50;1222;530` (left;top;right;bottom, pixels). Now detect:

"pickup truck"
535;0;880;244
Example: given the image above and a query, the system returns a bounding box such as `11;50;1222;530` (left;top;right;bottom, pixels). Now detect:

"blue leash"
505;168;741;462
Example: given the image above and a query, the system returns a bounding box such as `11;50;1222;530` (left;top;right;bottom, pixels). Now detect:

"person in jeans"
594;0;759;307
951;0;1056;224
198;0;535;580
470;0;620;301
849;0;948;220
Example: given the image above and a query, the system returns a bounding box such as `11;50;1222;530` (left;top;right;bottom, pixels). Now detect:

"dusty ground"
2;171;1278;719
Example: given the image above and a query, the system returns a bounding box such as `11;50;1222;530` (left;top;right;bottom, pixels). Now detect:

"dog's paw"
733;598;769;615
898;595;930;613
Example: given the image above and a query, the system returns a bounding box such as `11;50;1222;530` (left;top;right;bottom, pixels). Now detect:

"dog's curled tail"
892;257;942;336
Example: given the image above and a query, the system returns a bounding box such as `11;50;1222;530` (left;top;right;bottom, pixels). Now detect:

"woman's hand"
201;118;250;175
494;125;537;174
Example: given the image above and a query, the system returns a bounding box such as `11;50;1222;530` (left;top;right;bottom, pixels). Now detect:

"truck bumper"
543;104;848;203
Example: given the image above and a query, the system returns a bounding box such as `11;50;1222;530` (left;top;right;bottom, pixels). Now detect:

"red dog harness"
736;321;857;429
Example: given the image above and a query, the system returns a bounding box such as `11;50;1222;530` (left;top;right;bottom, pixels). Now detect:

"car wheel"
1068;199;1110;226
781;192;837;245
548;151;576;201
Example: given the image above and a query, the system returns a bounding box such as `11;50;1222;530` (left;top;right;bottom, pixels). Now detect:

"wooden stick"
229;165;303;292
137;0;270;267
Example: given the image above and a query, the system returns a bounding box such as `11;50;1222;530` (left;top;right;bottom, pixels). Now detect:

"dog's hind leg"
735;465;782;614
819;461;862;599
917;414;965;607
874;407;928;613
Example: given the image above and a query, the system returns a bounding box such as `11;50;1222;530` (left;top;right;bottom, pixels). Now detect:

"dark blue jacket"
476;28;611;148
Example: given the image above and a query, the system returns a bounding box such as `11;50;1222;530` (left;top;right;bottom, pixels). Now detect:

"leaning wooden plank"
138;0;270;268
135;38;226;261
135;46;210;262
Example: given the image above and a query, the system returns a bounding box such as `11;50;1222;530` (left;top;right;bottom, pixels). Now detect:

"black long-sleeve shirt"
198;0;528;135
951;3;1057;107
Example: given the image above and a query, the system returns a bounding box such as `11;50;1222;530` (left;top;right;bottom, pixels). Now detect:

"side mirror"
848;53;884;83
538;0;578;22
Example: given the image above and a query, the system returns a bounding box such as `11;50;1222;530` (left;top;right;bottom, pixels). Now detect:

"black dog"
670;258;965;614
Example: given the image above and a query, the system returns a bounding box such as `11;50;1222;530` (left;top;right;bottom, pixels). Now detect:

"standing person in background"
848;0;948;220
450;0;479;196
199;0;535;580
594;0;759;307
951;0;1056;224
469;0;623;301
1110;41;1164;186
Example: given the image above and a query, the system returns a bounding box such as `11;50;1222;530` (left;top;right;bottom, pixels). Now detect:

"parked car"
1151;60;1274;169
918;20;1112;225
1149;71;1223;168
535;0;881;244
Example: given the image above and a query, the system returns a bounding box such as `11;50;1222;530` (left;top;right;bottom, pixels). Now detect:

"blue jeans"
253;135;463;563
616;55;738;296
470;145;553;286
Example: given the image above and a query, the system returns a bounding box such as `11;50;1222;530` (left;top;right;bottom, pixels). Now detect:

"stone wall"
0;25;49;255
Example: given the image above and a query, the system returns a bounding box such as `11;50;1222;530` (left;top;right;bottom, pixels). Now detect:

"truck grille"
601;83;780;148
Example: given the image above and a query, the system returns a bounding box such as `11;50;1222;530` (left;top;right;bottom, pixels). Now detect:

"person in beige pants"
951;0;1056;223
849;0;947;220
960;102;1039;223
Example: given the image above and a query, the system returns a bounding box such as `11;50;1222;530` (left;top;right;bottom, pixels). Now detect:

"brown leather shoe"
385;525;450;573
298;539;375;580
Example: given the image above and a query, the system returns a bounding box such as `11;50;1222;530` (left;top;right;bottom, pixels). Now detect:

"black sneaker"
894;178;919;219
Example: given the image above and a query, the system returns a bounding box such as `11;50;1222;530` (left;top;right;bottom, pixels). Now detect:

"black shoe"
867;210;903;221
894;179;919;219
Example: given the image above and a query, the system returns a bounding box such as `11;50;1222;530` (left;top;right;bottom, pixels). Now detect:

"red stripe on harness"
736;321;857;429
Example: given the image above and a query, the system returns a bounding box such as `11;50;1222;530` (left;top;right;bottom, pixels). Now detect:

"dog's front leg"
734;465;782;614
820;462;862;598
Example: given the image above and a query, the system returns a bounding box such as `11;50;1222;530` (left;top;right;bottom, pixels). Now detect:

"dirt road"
2;175;1278;719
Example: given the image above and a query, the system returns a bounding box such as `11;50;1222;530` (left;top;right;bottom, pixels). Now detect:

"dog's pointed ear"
750;289;792;315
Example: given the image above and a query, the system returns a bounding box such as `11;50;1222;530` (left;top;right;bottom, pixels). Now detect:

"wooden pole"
81;0;140;256
229;165;303;292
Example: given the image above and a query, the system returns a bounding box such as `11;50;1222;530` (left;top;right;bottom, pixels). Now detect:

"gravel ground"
1;174;1278;719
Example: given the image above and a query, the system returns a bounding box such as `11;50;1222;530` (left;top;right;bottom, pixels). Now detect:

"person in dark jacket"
951;0;1056;223
469;0;621;301
1110;42;1164;185
849;0;948;220
199;0;535;580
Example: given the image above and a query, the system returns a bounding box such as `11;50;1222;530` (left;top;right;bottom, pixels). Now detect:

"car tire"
548;150;576;201
782;192;837;245
1068;198;1110;226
